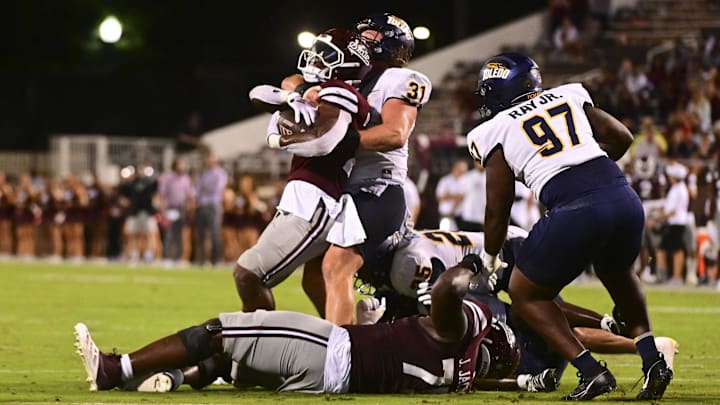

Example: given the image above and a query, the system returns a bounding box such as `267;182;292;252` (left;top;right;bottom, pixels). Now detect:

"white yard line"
649;306;720;314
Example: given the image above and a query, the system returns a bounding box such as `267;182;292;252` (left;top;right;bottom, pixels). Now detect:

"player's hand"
416;281;433;313
600;313;623;335
356;297;386;325
286;92;317;126
460;252;504;290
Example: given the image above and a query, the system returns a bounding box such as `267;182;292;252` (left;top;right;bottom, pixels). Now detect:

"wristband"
459;253;481;274
481;249;499;270
283;91;300;104
294;81;318;97
267;134;281;149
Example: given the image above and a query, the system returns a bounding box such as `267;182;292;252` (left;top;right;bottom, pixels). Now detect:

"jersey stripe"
463;300;487;336
262;203;330;283
222;327;329;347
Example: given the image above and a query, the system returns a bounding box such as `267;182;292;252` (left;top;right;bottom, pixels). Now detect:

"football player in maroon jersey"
75;254;496;394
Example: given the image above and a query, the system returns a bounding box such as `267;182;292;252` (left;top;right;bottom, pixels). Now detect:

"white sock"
120;354;134;381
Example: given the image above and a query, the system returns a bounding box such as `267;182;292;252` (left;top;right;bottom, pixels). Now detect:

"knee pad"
190;353;233;390
177;319;222;363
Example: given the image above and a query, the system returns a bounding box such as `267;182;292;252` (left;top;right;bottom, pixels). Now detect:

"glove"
356;297;386;325
481;249;508;274
600;314;622;335
416;281;433;314
460;252;504;290
286;92;317;126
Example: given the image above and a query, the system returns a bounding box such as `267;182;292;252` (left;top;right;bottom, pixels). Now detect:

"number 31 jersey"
348;67;432;187
466;83;607;199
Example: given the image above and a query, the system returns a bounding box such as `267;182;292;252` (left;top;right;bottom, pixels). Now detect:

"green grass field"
1;261;719;404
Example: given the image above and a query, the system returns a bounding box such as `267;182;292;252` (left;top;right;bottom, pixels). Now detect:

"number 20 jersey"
466;83;607;199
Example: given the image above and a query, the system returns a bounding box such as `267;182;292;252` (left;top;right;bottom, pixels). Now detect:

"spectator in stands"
548;0;571;34
629;116;668;159
194;152;227;266
696;128;718;160
175;112;205;154
435;159;468;231
653;162;692;286
83;172;110;262
687;80;713;135
37;175;64;261
706;79;720;124
159;158;195;266
235;174;267;258
667;125;699;160
221;179;241;264
14;173;40;260
120;164;160;264
61;173;89;262
586;67;621;116
647;54;674;117
618;57;653;117
0;171;15;257
402;175;422;225
457;160;486;232
552;16;585;61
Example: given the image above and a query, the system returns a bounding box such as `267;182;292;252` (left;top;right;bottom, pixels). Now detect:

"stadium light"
297;31;316;49
99;16;123;44
413;26;431;41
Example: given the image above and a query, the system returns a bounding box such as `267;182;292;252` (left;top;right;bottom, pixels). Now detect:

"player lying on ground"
354;226;679;393
75;254;497;394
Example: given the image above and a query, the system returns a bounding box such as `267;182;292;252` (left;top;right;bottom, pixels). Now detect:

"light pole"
98;16;122;44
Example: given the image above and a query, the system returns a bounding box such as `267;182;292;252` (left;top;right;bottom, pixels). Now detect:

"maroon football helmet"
476;318;521;379
297;28;374;85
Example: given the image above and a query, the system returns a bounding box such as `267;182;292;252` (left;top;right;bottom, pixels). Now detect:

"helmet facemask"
297;31;372;85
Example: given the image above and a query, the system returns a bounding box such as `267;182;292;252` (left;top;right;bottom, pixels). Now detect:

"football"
271;102;342;148
276;108;311;137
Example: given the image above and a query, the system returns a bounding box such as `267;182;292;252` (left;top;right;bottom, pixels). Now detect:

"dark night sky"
2;0;545;150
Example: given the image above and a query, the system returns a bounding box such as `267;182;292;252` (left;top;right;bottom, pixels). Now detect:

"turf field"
1;261;719;404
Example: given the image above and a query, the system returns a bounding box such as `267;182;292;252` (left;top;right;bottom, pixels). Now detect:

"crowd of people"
0;153;275;268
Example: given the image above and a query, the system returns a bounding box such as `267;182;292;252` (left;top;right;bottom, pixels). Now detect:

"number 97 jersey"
466;83;607;199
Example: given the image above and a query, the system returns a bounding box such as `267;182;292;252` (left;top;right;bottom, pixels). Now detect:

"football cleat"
562;363;616;401
526;368;559;392
73;322;121;391
636;354;673;400
122;369;183;392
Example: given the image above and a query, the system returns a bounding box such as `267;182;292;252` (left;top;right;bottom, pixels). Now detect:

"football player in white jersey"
281;13;432;325
465;52;672;400
320;13;431;325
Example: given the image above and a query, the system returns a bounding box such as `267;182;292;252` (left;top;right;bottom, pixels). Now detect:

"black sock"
635;333;661;370
571;350;603;376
